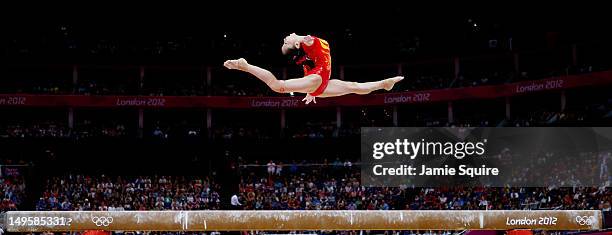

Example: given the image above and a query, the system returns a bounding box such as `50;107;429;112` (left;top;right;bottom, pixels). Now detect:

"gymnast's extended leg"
224;58;322;94
316;76;404;98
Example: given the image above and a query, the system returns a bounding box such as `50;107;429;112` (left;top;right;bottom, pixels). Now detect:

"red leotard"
299;36;331;97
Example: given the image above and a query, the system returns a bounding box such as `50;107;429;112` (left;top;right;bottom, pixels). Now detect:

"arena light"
2;210;603;232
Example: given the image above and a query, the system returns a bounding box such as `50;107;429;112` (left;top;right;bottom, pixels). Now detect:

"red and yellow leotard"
298;36;331;97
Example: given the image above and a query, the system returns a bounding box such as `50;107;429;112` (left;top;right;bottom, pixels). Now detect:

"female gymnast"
224;33;404;104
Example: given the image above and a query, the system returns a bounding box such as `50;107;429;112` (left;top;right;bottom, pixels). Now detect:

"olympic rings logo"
575;216;595;226
91;216;114;227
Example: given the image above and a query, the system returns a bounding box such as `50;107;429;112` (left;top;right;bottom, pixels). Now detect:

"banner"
0;71;611;109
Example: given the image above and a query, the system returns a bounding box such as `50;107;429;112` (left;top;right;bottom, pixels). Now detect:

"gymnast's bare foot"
382;76;404;91
223;58;250;71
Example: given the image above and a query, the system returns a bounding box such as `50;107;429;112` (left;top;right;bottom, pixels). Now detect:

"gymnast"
224;33;404;104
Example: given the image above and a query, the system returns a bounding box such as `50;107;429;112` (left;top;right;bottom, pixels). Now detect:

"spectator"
231;193;242;209
267;161;276;176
